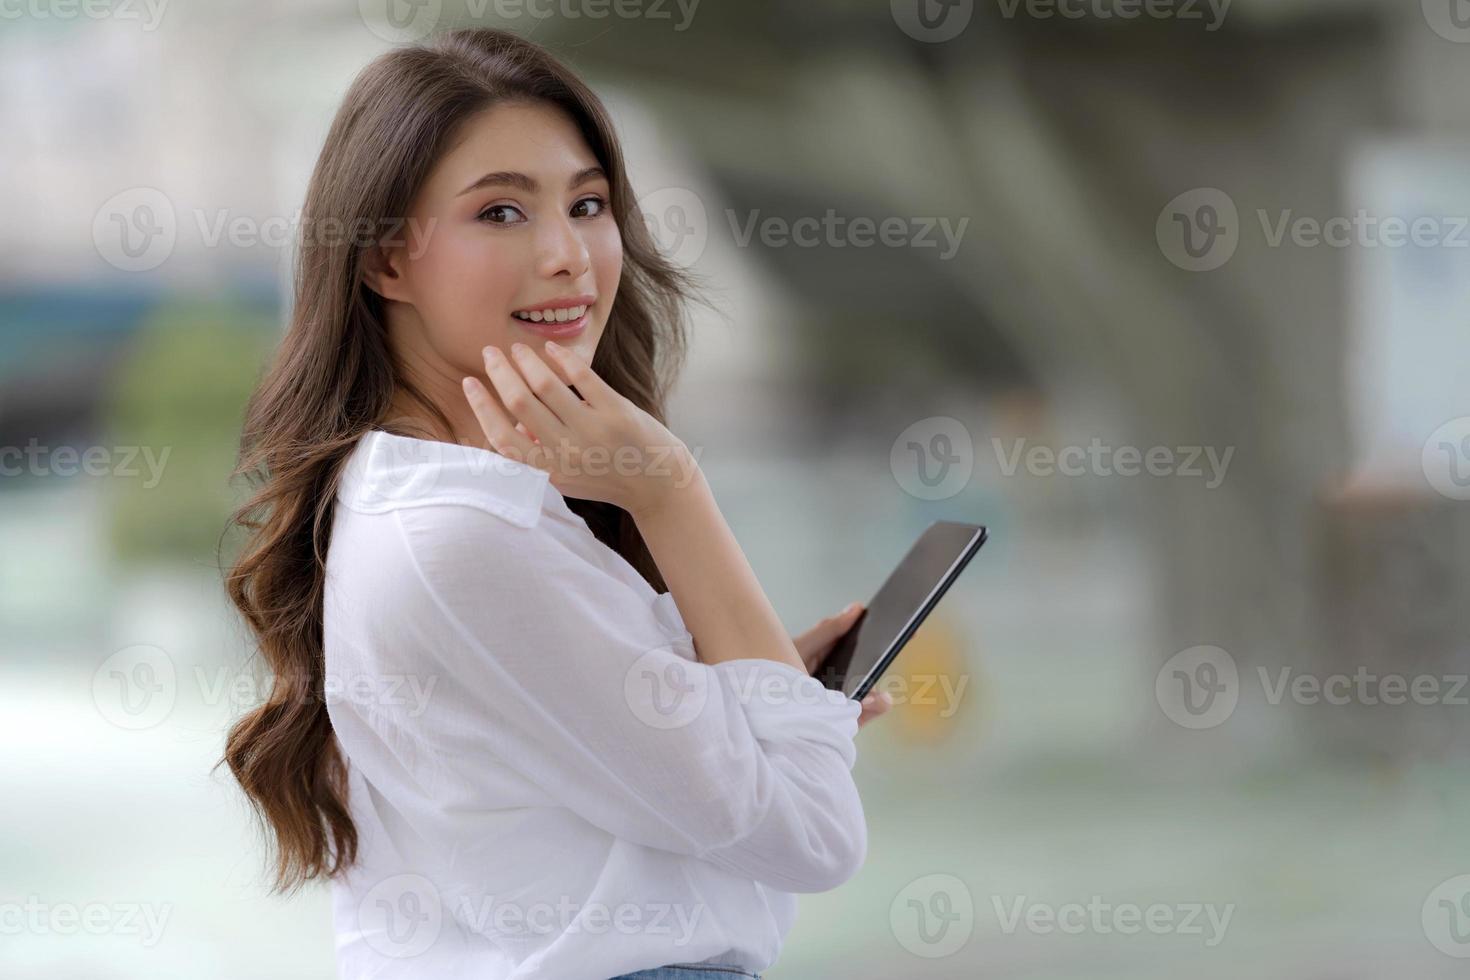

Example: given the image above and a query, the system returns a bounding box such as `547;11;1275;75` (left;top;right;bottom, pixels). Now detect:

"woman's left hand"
793;601;893;729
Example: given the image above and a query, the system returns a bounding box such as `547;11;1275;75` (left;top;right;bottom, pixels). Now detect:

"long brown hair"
216;27;699;895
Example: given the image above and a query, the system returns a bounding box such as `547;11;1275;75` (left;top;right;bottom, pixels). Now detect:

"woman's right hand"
462;341;696;518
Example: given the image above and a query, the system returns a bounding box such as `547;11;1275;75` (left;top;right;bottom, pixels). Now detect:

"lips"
510;307;589;338
510;293;596;323
511;302;588;325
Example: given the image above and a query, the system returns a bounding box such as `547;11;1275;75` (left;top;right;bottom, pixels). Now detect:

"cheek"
408;224;525;341
417;225;523;302
590;224;623;299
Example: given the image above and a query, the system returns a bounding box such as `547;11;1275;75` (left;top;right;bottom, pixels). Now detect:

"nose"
534;212;591;280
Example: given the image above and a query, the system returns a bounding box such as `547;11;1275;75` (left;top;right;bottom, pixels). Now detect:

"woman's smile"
510;293;595;338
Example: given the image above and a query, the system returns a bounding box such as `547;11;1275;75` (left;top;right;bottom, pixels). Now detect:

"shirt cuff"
710;658;862;767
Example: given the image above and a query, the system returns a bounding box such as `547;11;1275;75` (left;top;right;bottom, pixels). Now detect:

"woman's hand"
463;341;694;518
793;601;893;729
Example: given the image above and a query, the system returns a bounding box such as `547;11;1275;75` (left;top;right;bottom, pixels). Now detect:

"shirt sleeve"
367;501;867;895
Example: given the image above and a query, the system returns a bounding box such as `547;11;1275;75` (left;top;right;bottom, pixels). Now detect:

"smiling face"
365;99;623;436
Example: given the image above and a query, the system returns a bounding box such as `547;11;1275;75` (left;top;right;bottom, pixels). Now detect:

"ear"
361;241;411;303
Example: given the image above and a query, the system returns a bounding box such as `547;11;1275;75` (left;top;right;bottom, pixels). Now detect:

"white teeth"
513;304;588;323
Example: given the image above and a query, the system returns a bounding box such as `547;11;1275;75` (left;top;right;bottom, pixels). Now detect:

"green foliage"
103;296;278;568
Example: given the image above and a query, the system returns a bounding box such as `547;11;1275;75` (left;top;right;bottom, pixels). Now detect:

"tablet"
815;521;988;700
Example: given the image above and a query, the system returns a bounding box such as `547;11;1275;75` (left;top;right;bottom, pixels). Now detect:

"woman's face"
367;100;622;410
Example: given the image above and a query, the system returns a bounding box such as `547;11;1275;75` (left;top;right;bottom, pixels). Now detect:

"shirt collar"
338;429;583;530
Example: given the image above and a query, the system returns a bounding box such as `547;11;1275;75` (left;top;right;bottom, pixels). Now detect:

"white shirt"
323;429;866;980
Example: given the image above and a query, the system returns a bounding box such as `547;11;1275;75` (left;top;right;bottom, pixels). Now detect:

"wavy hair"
216;27;697;894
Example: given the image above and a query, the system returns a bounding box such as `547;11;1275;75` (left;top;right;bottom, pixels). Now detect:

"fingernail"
483;346;500;361
545;340;562;352
462;377;474;392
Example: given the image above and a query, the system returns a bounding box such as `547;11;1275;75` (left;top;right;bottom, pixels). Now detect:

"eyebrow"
456;165;607;197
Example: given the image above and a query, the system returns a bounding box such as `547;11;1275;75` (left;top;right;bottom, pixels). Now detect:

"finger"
795;638;822;673
524;340;587;403
462;375;543;469
481;345;566;447
794;603;863;668
857;690;893;728
514;421;541;445
816;603;865;642
542;341;620;408
792;626;832;666
509;342;588;426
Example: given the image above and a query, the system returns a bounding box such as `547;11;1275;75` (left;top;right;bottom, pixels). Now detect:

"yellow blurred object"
881;612;977;744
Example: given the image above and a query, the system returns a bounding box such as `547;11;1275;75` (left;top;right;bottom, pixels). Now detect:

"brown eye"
571;196;607;219
478;204;526;224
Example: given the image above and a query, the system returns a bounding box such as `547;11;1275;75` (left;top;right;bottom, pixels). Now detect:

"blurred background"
4;0;1470;977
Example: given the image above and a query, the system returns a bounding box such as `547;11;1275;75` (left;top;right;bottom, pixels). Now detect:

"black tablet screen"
816;522;986;700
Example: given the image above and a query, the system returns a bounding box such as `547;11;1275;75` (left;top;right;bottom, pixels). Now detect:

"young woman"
220;27;891;980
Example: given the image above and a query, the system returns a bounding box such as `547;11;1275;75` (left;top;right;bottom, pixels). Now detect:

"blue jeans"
608;963;763;980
